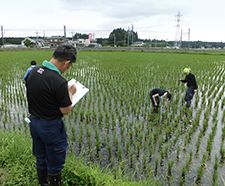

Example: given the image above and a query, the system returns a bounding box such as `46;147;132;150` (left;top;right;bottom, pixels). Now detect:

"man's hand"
179;79;184;83
67;79;77;98
68;84;76;95
68;84;76;103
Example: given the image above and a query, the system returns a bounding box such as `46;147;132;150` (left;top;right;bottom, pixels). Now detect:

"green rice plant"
136;143;141;160
95;129;101;158
154;159;159;176
179;166;186;186
177;146;180;161
125;141;130;156
167;160;174;177
202;120;208;134
220;143;225;163
195;129;203;157
78;126;83;153
129;152;133;169
71;126;76;142
187;151;193;169
107;144;112;162
212;156;219;186
195;153;207;185
222;125;225;143
118;145;123;161
160;150;164;166
222;109;225;124
206;121;218;159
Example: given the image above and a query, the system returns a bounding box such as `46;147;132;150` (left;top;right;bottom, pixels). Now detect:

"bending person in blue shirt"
23;60;37;82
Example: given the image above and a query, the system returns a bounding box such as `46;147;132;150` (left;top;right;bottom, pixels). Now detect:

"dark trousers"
29;116;68;175
150;93;160;112
185;86;195;108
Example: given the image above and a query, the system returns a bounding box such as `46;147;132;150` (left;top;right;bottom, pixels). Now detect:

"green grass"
0;130;160;186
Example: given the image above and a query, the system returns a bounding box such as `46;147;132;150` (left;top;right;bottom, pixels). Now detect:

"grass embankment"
0;130;160;186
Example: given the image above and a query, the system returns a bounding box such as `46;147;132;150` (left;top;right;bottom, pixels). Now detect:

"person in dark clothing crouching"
150;88;172;113
25;45;77;186
180;68;198;108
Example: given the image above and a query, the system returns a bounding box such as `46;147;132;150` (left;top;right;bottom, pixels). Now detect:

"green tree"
23;38;32;47
108;28;138;47
73;33;88;40
96;38;109;46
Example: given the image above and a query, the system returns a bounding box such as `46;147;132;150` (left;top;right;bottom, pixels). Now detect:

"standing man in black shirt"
26;45;77;186
149;88;172;113
180;68;198;108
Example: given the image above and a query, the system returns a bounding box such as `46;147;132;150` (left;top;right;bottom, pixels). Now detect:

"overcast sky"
0;0;224;42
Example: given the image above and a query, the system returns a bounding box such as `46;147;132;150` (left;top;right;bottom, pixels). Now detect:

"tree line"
1;28;225;49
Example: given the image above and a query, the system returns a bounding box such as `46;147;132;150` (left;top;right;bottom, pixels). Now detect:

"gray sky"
0;0;224;41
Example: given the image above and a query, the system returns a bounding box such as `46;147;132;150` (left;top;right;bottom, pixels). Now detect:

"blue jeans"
185;86;195;108
29;116;68;175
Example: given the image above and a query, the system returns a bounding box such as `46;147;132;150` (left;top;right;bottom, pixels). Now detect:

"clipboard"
68;79;89;106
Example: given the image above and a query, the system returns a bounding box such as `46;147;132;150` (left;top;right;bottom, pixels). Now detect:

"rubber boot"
153;107;159;113
186;100;191;108
49;173;61;186
37;169;48;186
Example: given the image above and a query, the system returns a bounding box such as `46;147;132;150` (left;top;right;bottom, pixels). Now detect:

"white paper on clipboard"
68;79;89;106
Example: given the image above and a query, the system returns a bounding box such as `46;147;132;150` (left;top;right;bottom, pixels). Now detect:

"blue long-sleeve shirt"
23;65;36;81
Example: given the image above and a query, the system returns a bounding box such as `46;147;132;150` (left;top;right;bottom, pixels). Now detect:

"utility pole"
63;25;66;42
188;28;191;49
35;32;39;47
174;11;181;48
127;27;130;47
35;31;39;40
1;25;4;48
113;34;116;47
131;24;134;46
180;29;183;48
71;32;74;41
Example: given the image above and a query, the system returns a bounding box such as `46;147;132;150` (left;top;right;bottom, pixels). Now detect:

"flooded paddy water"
0;50;225;185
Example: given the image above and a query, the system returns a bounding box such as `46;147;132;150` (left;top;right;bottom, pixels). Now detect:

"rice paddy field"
0;49;225;185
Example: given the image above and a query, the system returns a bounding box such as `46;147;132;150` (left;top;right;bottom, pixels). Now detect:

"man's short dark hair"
30;60;37;65
167;92;172;100
53;45;77;63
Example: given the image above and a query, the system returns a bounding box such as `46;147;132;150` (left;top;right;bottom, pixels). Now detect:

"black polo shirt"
26;66;72;120
181;73;198;89
150;88;167;97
